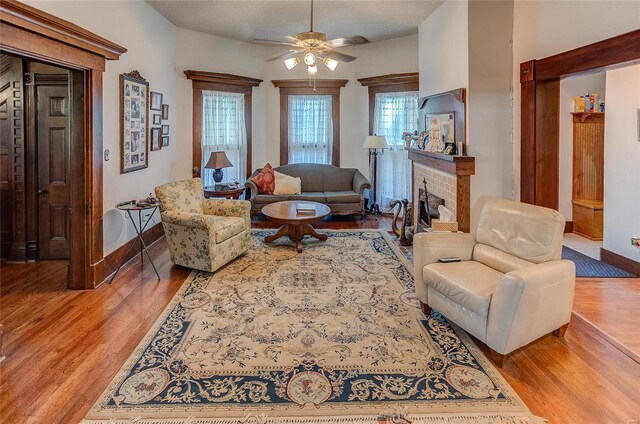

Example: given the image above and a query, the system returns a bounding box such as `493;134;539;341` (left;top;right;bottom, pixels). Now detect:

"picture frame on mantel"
120;70;149;174
418;88;466;156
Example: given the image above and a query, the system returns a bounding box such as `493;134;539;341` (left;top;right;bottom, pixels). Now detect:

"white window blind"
288;95;332;164
201;90;247;186
373;91;419;211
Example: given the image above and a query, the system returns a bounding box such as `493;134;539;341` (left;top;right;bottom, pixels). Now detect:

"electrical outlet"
632;237;640;248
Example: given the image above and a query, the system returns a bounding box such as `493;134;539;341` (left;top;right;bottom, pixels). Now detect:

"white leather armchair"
414;197;575;365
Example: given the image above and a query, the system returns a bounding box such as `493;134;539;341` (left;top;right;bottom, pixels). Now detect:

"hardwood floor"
572;278;640;362
1;217;639;424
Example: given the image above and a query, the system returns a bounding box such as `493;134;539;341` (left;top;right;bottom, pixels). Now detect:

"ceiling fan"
254;0;369;75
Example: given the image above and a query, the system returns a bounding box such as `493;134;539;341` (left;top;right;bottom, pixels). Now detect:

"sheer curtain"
288;95;332;164
201;90;247;187
373;91;419;211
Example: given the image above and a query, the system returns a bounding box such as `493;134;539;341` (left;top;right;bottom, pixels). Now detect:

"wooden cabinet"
571;112;604;240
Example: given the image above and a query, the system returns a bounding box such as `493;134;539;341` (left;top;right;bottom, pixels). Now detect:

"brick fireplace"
408;148;475;232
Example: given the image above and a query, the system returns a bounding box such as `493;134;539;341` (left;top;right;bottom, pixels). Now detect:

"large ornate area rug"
83;230;544;424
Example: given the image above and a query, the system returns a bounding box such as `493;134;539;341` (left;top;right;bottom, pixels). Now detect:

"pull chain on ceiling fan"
254;0;369;76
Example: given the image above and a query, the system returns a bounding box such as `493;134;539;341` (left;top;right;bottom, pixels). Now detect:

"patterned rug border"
82;230;542;424
80;412;546;424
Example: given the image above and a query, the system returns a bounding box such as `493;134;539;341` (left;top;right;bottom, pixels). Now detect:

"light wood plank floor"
1;217;639;424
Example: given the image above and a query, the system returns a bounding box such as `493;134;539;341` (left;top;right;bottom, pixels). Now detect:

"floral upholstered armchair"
154;178;251;272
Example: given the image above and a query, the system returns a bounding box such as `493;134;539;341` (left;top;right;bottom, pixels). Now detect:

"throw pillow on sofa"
251;163;275;194
273;171;302;195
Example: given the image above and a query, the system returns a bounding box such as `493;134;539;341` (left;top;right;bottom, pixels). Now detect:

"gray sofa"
245;163;371;216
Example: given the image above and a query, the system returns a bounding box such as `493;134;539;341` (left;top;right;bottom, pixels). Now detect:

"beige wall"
603;64;640;262
23;1;419;254
263;34;419;178
511;0;640;200
27;0;178;255
418;0;468;98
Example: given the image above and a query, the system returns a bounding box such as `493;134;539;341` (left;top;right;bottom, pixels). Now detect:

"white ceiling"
145;0;444;44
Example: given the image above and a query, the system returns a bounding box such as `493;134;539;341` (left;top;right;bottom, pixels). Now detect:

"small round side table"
204;185;245;199
109;202;161;283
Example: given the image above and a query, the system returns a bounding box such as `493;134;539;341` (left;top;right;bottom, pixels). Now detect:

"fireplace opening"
417;187;444;233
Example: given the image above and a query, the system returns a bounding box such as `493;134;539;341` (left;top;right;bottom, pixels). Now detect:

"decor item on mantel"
204;151;233;184
255;0;369;81
120;70;149;174
362;135;389;218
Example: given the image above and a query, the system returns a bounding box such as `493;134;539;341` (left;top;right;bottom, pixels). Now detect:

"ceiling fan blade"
253;38;298;47
323;50;358;63
266;50;302;62
328;35;369;48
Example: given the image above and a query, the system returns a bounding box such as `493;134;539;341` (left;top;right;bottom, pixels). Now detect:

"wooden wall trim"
184;70;262;87
99;222;165;286
1;1;124;288
0;0;126;60
185;71;262;180
519;30;640;206
535;29;640;81
357;72;419;88
358;72;419;139
273;79;347;167
600;248;640;277
272;79;348;89
407;148;475;176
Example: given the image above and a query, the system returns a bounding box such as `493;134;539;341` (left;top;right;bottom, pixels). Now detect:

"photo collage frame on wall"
120;70;170;173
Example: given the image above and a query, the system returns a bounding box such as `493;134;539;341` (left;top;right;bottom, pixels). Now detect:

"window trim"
185;70;262;180
357;73;419;135
272;79;348;167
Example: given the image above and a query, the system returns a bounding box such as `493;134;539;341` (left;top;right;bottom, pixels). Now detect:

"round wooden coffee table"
261;201;331;253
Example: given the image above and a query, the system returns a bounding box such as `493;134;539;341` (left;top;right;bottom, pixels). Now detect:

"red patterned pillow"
251;163;275;194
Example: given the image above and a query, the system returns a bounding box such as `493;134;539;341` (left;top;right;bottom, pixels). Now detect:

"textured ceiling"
145;0;444;43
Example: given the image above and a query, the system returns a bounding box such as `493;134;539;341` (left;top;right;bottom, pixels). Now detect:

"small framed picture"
150;127;162;151
153;114;161;125
162;124;169;135
162;104;169;120
150;91;163;111
161;136;169;147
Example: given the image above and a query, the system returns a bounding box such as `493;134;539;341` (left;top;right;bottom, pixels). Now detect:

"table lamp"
362;135;389;218
204;151;233;184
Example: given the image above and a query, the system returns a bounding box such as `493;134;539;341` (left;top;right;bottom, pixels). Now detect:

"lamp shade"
362;135;389;149
204;151;233;169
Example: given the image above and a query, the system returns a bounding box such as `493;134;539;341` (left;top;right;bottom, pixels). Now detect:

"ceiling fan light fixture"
307;65;318;76
323;58;339;71
284;57;300;70
303;52;316;66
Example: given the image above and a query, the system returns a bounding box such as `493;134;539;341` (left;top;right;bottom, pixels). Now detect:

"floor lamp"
362;135;389;219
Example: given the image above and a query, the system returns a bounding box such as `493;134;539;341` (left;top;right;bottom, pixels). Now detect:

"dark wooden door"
0;69;11;260
36;83;70;259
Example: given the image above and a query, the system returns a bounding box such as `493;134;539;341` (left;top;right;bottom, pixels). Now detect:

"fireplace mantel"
408;148;475;232
407;148;475;176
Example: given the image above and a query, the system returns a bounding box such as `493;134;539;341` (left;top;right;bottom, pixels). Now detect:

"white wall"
23;1;419;255
174;27;267;178
467;0;514;205
27;0;178;255
418;0;513;225
263;34;419;178
603;64;640;262
418;0;468;98
558;71;606;219
511;0;640;200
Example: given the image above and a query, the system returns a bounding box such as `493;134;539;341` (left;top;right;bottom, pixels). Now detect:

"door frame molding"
519;29;640;208
0;0;126;289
